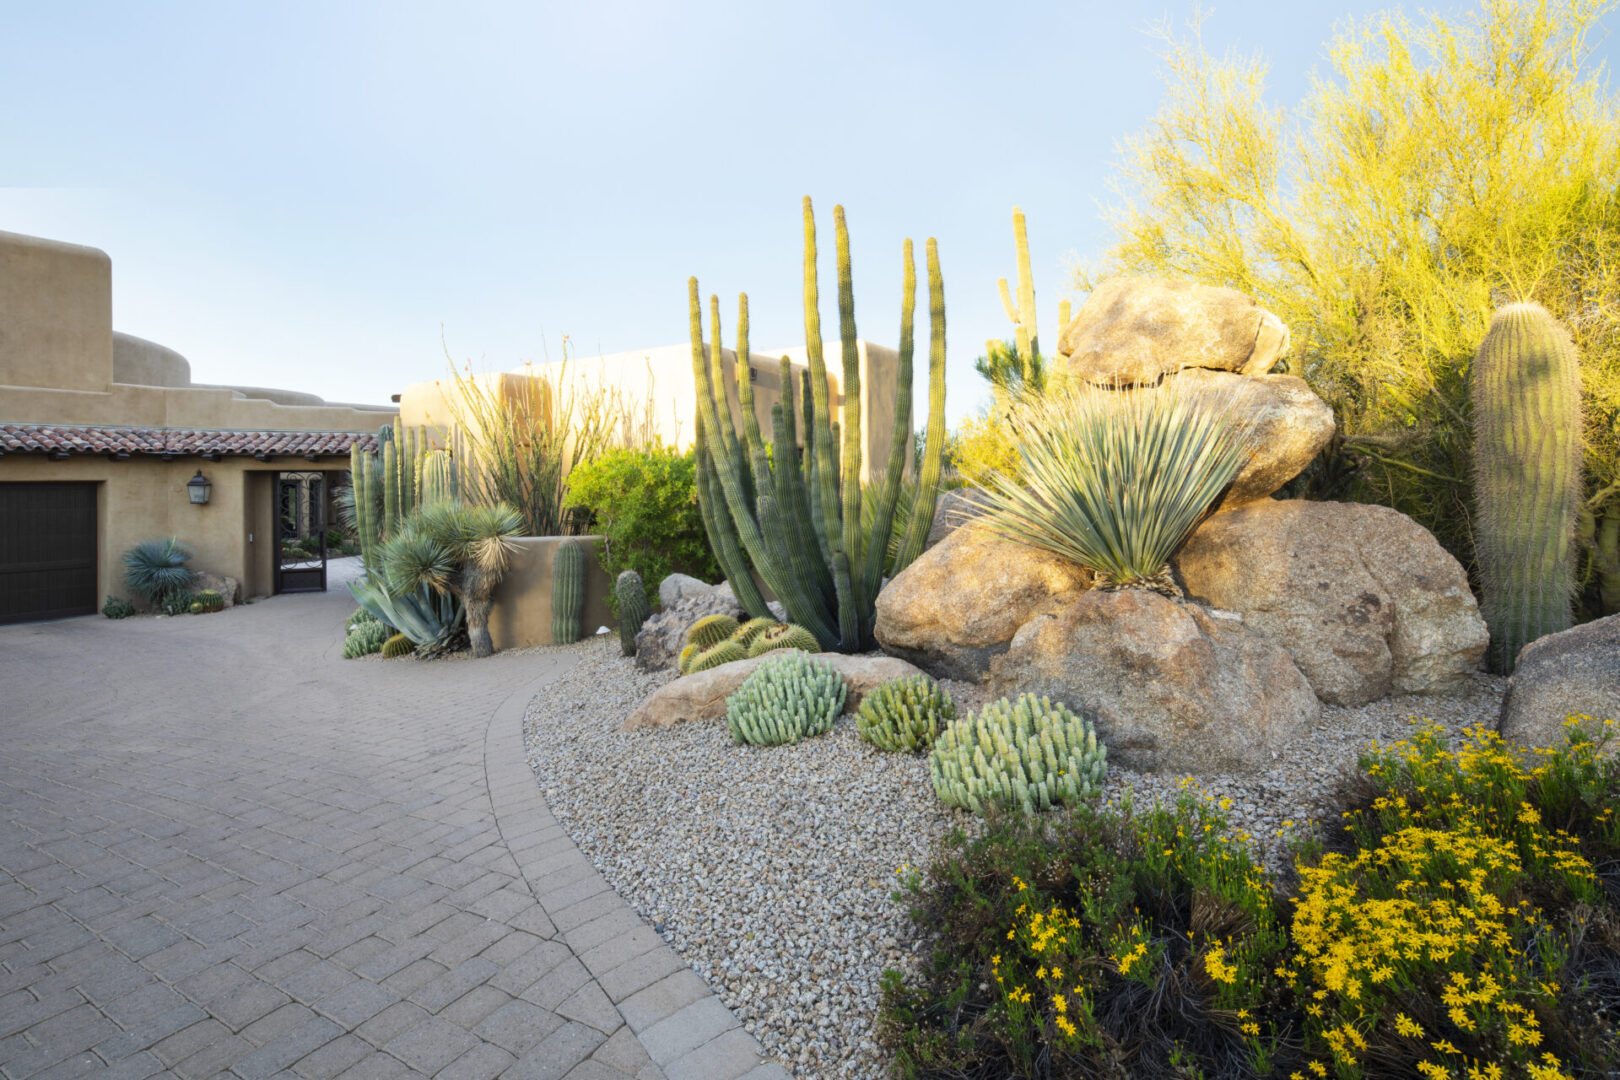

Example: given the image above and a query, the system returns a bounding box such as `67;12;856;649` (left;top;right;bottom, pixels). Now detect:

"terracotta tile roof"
0;424;380;460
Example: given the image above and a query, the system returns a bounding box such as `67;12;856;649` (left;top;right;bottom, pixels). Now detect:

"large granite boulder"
1173;500;1487;706
658;573;715;609
1171;369;1335;512
924;488;994;551
634;588;744;672
1059;277;1292;386
1499;614;1620;748
875;524;1091;682
623;651;925;730
988;589;1319;774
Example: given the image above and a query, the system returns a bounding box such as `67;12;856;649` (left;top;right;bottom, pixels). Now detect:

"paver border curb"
482;665;789;1080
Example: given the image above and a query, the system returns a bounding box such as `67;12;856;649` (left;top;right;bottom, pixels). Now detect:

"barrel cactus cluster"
676;615;824;674
724;650;847;747
929;694;1108;816
857;674;956;754
552;540;585;645
380;633;414;659
187;589;224;615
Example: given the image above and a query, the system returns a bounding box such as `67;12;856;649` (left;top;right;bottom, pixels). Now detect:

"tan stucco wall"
112;333;192;388
0;231;113;393
397;339;908;484
486;536;614;651
0;456;352;604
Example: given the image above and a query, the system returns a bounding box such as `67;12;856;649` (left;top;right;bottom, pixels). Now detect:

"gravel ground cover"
523;635;1507;1079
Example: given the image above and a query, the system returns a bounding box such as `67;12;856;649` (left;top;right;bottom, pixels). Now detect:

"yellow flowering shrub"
949;413;1020;489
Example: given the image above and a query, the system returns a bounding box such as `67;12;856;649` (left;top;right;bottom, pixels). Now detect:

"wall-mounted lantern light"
187;469;212;505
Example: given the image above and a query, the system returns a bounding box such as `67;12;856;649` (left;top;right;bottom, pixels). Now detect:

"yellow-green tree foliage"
1084;0;1620;616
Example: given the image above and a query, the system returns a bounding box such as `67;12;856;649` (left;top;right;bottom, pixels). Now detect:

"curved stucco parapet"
112;332;192;388
0;229;114;393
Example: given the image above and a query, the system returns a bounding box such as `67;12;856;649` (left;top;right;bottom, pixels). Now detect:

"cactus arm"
801;198;843;571
734;294;771;489
800;369;831;565
775;387;834;600
689;278;782;615
694;413;771;620
832;551;859;652
893;238;948;571
758;493;837;648
860;237;916;616
1012;206;1039;370
383;440;399;541
834;205;865;621
706;294;754;510
768;403;837;636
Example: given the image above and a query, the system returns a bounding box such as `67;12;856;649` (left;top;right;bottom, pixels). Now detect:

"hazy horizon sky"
5;1;1613;424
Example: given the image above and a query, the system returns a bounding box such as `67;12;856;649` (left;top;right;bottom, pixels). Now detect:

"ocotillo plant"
1472;302;1584;674
688;197;947;652
551;539;585;645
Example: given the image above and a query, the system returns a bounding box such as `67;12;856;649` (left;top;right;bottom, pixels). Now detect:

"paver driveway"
0;562;783;1080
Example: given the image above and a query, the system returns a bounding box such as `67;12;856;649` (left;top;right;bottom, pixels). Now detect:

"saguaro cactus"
551;539;585;645
688;197;948;652
1472;302;1584;674
615;570;649;656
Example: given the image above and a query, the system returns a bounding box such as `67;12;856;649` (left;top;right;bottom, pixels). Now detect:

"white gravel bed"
523;636;1506;1079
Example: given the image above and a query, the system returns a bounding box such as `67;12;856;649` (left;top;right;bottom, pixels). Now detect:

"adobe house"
0;229;396;622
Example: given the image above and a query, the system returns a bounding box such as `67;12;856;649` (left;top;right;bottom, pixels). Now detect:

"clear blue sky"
4;1;1611;423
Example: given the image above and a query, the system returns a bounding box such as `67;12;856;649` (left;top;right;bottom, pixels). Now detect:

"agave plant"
380;501;524;658
122;537;196;603
347;575;465;654
978;379;1251;592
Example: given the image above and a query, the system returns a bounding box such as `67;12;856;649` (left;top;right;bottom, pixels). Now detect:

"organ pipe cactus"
724;650;847;746
688;197;948;653
419;450;459;508
857;674;955;754
1472;302;1584;674
929;694;1107;816
615;570;650;656
551;539;586;645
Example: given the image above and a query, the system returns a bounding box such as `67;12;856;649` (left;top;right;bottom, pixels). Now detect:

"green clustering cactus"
929;694;1107;816
346;607;378;630
1471;302;1584;674
193;589;224;614
857;674;956;753
343;620;390;659
746;623;820;657
102;596;135;620
724;650;848;746
687;640;748;673
687;614;740;650
552;539;585;645
616;570;650;657
380;633;414;659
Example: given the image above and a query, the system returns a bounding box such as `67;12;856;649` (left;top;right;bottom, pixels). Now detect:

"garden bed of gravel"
522;635;1508;1079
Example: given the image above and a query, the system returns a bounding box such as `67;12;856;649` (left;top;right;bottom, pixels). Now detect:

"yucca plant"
121;538;196;604
978;380;1252;592
380;501;523;658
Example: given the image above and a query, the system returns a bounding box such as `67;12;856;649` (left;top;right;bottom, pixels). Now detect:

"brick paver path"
0;561;784;1080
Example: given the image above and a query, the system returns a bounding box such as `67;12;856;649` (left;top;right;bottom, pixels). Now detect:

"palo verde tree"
1084;0;1620;617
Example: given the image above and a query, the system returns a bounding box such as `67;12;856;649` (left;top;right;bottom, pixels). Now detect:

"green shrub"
101;596;135;619
563;445;720;614
157;590;196;617
122;537;195;603
342;620;390;659
724;650;846;746
857;674;955;753
346;607;378;630
929;694;1107;816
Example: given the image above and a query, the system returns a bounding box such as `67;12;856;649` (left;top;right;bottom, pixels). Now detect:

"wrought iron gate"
273;472;327;593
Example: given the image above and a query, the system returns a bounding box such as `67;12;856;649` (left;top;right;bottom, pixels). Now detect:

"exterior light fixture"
187;469;212;505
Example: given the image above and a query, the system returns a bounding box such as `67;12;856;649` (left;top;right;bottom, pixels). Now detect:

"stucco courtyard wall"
486;535;615;650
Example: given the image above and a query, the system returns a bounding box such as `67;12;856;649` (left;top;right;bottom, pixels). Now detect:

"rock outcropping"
1174;501;1488;706
1499;613;1620;748
623;651;925;730
987;589;1319;774
874;524;1091;682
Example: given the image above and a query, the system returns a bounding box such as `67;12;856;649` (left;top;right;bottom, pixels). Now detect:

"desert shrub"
122;537;195;603
881;789;1292;1079
950;412;1020;489
884;721;1620;1079
563;444;719;613
157;590;196;617
978;380;1250;591
101;596;135;619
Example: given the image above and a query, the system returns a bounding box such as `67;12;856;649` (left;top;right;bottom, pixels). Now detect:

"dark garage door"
0;482;98;623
